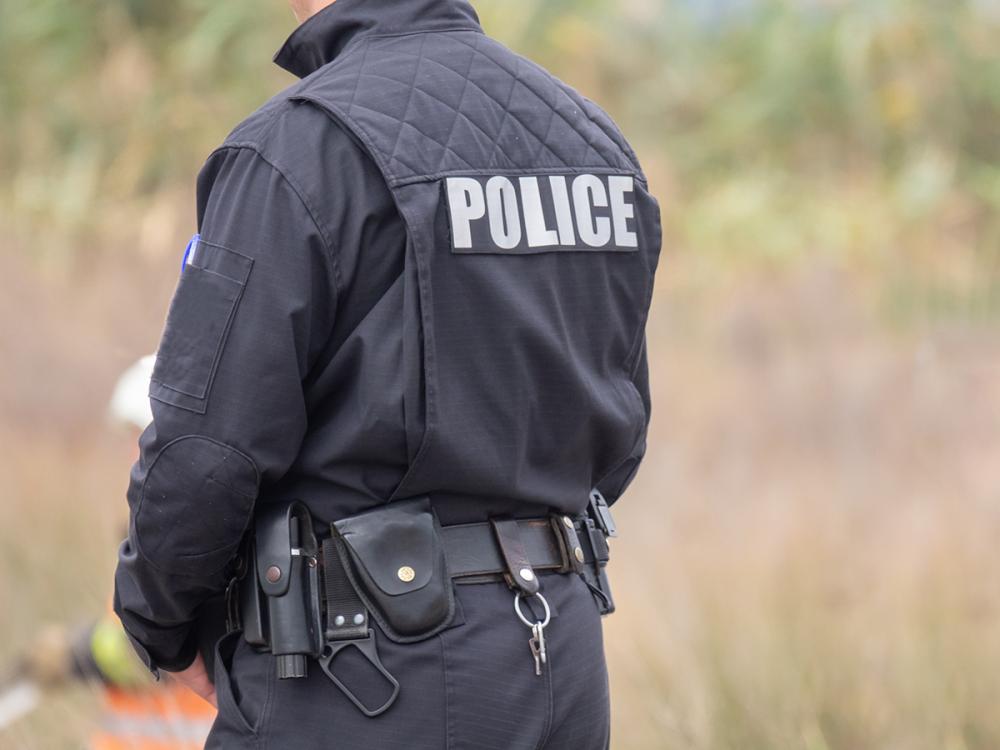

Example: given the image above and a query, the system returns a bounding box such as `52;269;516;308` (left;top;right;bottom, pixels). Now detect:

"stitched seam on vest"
367;27;486;42
389;165;644;188
279;92;441;500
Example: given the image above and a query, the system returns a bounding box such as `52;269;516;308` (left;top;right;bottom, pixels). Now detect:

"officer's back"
273;0;661;525
114;1;661;747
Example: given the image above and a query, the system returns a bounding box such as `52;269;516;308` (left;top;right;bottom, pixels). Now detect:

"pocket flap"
150;239;254;413
333;497;437;596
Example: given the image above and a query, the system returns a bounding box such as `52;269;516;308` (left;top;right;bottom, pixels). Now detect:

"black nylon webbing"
321;537;369;641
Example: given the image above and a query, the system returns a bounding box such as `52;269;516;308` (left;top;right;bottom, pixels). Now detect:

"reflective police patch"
444;174;639;255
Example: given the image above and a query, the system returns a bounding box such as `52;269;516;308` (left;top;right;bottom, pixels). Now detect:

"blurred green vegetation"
2;0;999;317
541;0;1000;321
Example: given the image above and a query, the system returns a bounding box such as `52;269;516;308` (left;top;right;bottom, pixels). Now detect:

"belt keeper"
547;516;570;574
554;515;586;575
490;517;540;596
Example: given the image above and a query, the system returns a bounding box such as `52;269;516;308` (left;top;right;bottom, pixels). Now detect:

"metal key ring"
513;591;551;629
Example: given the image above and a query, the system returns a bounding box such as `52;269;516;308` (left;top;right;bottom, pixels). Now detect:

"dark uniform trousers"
113;0;661;747
209;575;609;749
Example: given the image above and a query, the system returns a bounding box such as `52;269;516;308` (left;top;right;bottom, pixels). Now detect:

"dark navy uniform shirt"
114;0;658;674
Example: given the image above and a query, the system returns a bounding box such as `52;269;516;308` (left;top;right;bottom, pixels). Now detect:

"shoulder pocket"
150;240;253;414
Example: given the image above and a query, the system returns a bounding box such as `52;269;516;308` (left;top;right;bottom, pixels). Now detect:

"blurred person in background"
112;0;660;748
1;356;215;750
97;355;218;750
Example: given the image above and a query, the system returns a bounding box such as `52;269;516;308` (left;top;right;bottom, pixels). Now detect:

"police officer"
113;0;661;747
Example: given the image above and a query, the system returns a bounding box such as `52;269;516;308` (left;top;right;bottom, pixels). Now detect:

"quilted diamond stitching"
417;54;529;164
349;100;476;171
577;94;640;168
387;33;428;170
341;101;432;175
345;39;371;119
434;32;480;175
356;69;503;155
485;60;519;169
370;36;598;170
366;33;614;171
447;34;617;168
373;45;511;161
416;44;572;169
444;38;599;167
299;30;638;183
531;81;559;166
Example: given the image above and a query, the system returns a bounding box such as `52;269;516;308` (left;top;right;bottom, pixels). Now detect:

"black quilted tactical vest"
291;9;662;511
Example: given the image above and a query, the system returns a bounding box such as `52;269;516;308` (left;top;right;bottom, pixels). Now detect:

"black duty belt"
234;491;617;718
317;512;611;628
325;488;615;585
442;515;609;580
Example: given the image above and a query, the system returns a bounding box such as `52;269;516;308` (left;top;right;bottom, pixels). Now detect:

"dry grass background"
2;0;1000;748
609;265;1000;749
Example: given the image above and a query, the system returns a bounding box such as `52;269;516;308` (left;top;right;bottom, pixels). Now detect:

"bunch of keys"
514;591;551;676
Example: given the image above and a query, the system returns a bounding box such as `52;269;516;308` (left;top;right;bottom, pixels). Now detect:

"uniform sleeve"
113;146;338;673
596;338;651;505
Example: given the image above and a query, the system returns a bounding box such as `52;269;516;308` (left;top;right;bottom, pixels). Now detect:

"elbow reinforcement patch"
135;435;260;576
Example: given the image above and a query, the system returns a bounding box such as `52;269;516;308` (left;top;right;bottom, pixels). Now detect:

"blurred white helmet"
109;354;156;430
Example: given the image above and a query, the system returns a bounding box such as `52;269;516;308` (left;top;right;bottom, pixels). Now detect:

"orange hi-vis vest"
89;685;215;750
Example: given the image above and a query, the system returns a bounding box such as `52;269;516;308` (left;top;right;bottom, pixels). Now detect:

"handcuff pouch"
332;497;456;643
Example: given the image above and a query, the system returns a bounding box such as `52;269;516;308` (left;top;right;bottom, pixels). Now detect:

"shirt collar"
274;0;484;79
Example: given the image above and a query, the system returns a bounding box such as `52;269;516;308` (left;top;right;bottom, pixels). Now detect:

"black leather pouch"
332;497;456;643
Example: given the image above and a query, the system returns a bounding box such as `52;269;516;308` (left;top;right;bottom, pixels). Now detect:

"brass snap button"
397;565;416;583
574;547;585;564
265;565;282;583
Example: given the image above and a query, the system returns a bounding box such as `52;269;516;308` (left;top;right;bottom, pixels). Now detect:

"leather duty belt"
318;513;610;601
315;509;614;648
439;515;609;582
